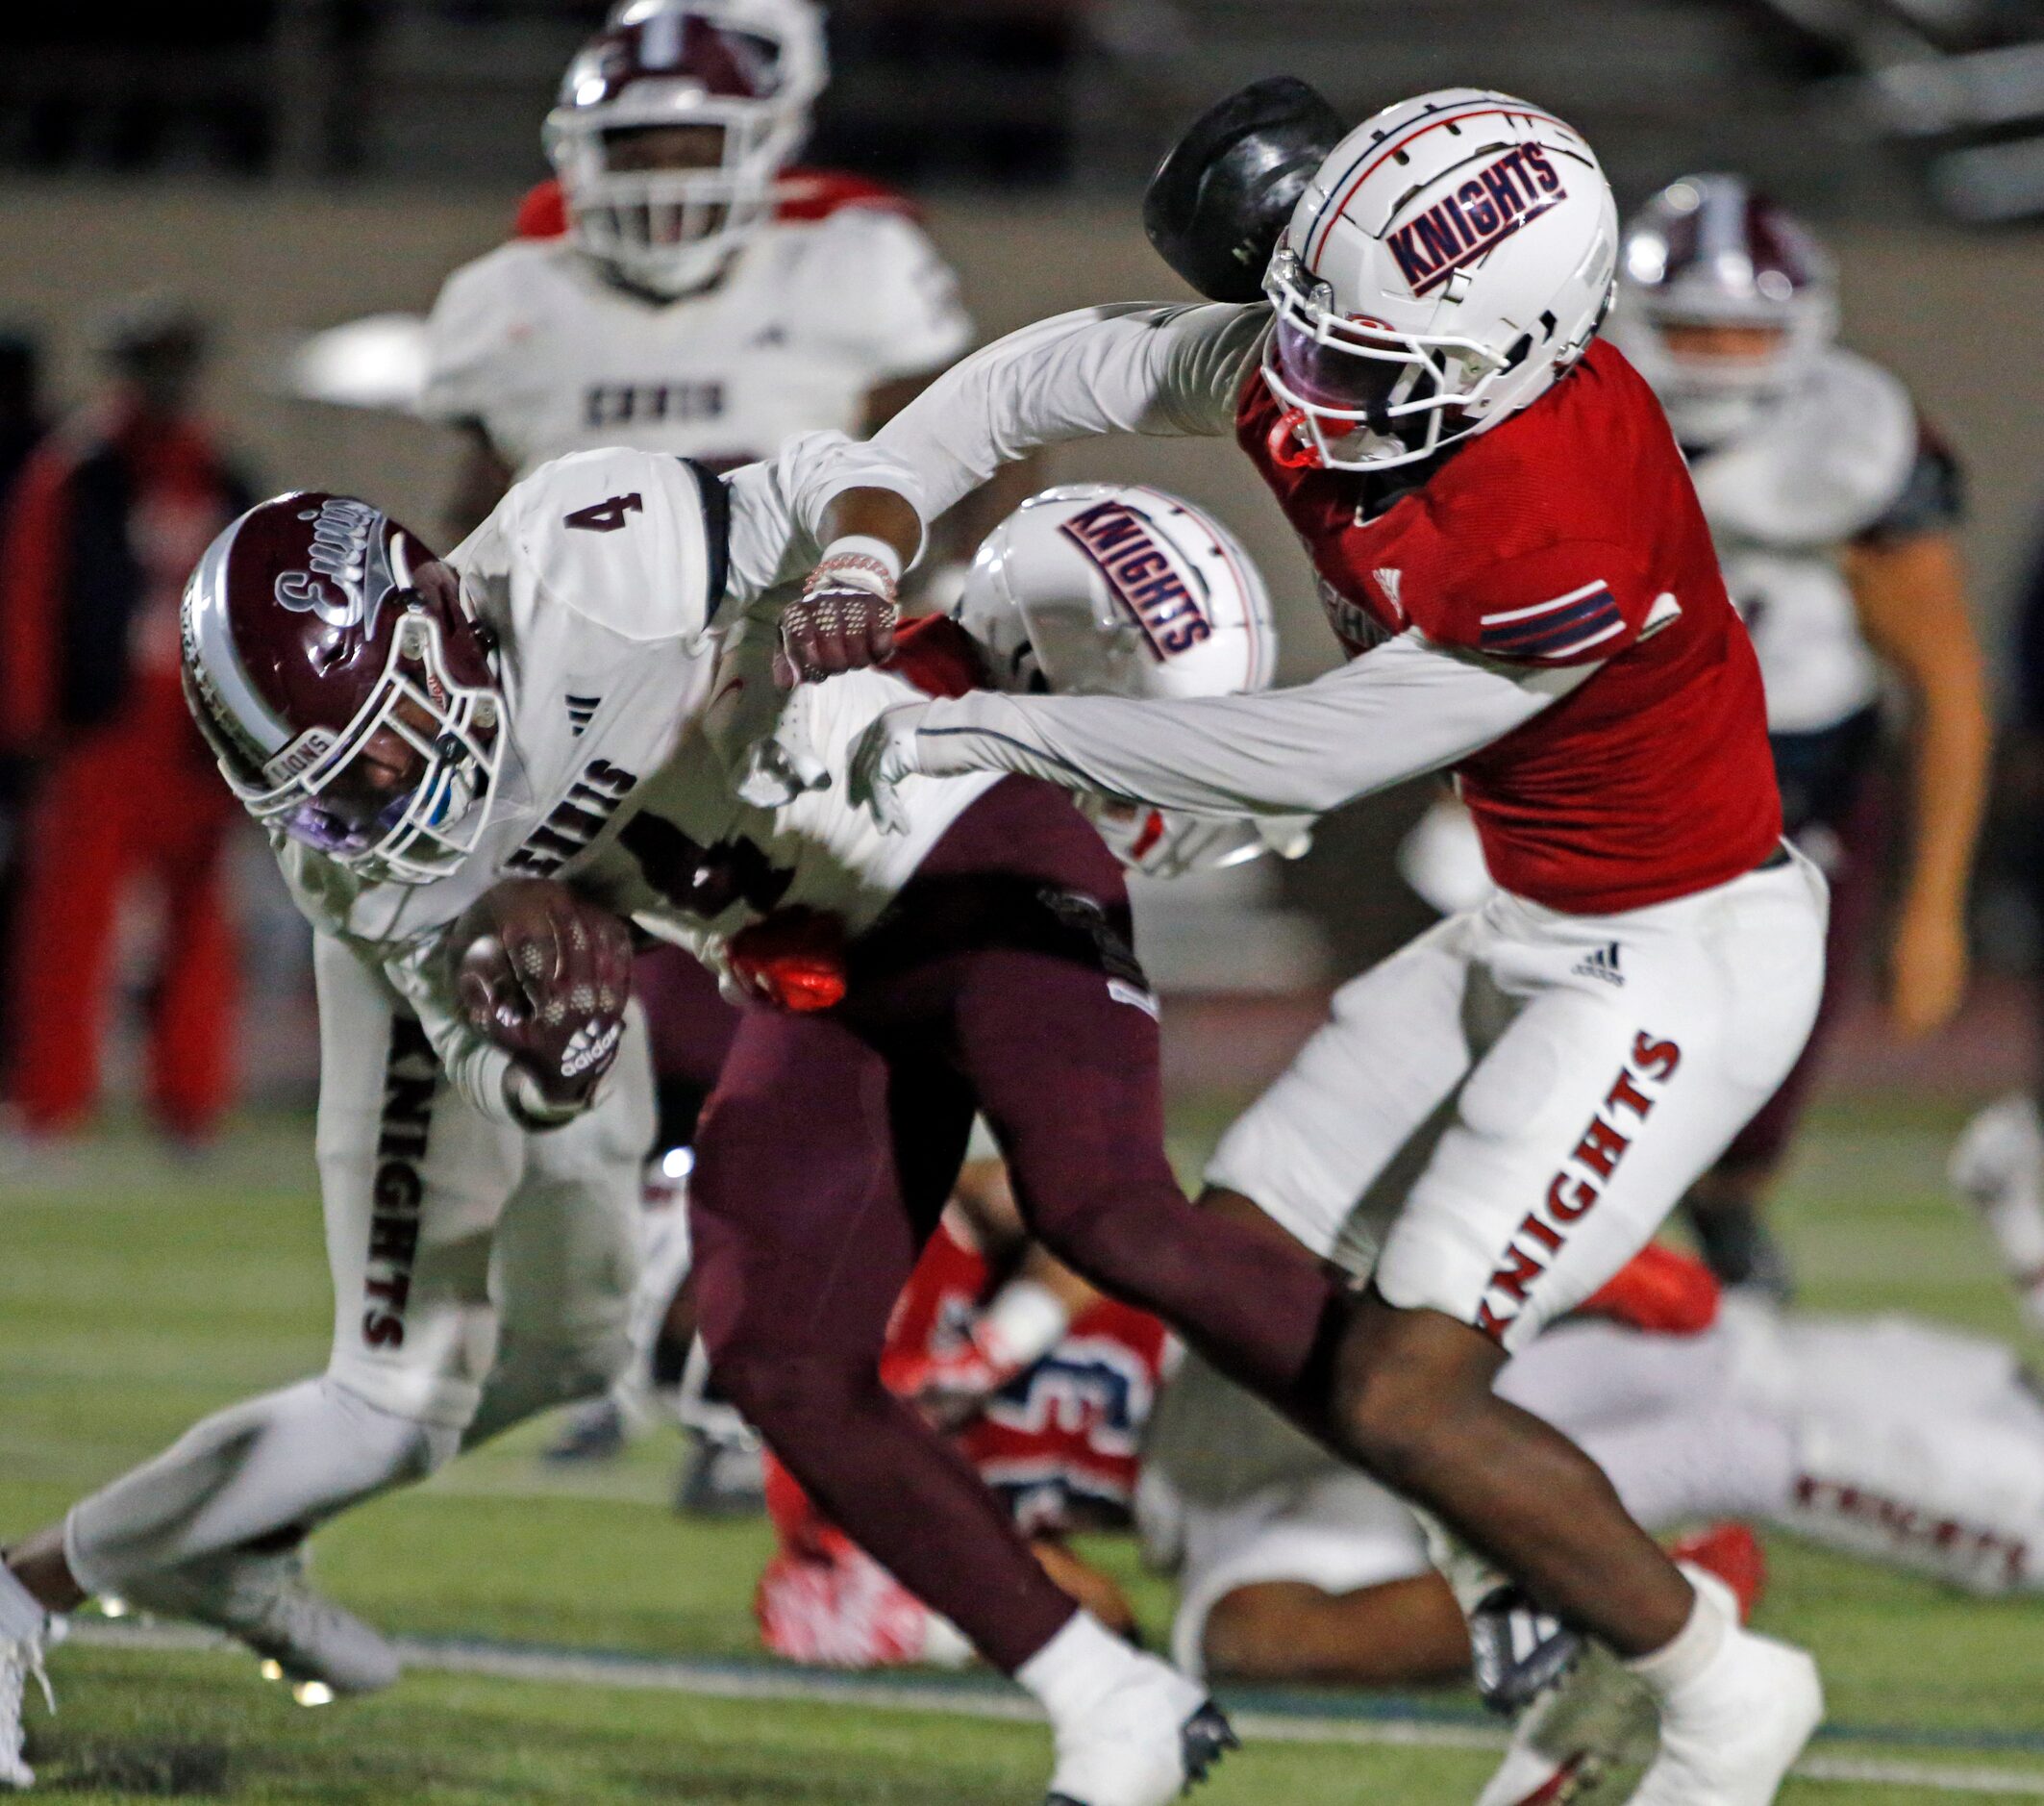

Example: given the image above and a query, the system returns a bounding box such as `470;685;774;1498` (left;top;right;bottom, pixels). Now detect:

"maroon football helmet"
180;492;503;885
1614;173;1839;447
544;0;827;297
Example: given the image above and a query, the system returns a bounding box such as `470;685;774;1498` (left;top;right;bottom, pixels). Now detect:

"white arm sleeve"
348;930;524;1125
871;302;1269;520
723;429;930;607
908;632;1593;818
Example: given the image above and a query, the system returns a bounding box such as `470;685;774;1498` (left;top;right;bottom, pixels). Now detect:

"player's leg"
140;765;238;1142
3;936;522;1699
3;735;132;1135
689;1006;1069;1658
925;788;1352;1416
463;1006;656;1447
1344;861;1828;1803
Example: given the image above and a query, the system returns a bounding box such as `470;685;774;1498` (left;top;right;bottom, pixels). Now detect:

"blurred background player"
0;328;47;1067
1401;174;1992;1294
1949;481;2044;1333
0;296;253;1146
409;0;979;1475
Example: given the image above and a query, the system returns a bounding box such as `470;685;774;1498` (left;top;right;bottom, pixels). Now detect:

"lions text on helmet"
181;494;502;886
546;0;828;299
1261;89;1618;471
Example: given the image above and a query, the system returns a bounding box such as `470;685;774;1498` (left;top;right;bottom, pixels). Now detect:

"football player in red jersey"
844;88;1831;1806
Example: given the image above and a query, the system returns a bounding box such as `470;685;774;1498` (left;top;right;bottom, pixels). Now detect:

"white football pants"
1209;849;1829;1351
65;934;654;1595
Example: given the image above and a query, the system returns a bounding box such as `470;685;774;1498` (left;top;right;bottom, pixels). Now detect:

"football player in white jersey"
419;0;974;533
1616;175;1989;1288
413;0;981;1475
0;434;922;1788
1405;174;1992;1292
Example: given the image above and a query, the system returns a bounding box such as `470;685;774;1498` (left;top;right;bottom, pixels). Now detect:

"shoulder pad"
513;179;568;240
505;449;721;644
1694;348;1916;547
773;167;921;225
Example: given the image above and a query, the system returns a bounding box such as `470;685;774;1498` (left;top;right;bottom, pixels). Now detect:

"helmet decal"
273;496;392;629
1058;499;1213;660
1386;144;1566;297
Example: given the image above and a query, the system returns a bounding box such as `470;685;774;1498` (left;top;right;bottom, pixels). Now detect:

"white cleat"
1474;1641;1655;1806
121;1546;398;1698
1041;1655;1234;1806
0;1626;53;1790
1949;1093;2044;1334
1629;1629;1822;1806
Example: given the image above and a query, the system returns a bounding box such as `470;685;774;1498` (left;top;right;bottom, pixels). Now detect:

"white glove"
735;694;830;809
848;702;931;835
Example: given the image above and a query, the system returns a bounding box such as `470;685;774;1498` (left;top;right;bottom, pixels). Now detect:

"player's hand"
1889;890;1968;1039
449;879;635;1116
779;548;899;685
848;703;930;835
888;1338;1018;1434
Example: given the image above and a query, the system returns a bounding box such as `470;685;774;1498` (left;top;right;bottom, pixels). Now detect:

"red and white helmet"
544;0;827;299
954;484;1275;703
181;493;502;886
1262;88;1618;472
1613;173;1839;449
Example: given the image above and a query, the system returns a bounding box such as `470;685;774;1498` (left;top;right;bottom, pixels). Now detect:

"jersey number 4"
563;493;643;534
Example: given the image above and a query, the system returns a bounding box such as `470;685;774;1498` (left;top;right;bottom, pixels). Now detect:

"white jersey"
419;198;973;477
1687;346;1919;736
277;440;991;1125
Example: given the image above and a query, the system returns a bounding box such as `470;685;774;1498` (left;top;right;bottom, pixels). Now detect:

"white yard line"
64;1619;2044;1796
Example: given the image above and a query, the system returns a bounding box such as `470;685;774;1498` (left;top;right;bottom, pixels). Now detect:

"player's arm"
853;630;1590;827
443;422;515;545
870;301;1268;523
1844;492;1989;1037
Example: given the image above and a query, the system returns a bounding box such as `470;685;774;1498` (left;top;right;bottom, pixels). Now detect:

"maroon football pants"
689;778;1347;1671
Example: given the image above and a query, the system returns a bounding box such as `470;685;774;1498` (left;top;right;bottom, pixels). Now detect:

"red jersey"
1237;339;1781;914
881;1220;1171;1533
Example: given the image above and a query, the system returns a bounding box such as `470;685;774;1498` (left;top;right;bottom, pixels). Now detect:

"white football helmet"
1613;173;1839;450
545;0;827;299
955;484;1275;702
956;484;1285;875
1261;88;1619;472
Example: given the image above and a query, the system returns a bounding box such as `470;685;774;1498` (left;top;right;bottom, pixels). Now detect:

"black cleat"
1179;1701;1239;1788
1043;1700;1239;1805
1470;1585;1583;1717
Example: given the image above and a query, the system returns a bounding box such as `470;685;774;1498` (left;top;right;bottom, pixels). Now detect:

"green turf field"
3;1098;2041;1802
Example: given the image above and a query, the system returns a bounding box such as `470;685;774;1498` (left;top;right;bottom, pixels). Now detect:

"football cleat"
1629;1628;1822;1806
1475;1638;1653;1806
543;1397;630;1466
1041;1663;1234;1806
1468;1583;1583;1717
120;1546;398;1697
1949;1093;2044;1334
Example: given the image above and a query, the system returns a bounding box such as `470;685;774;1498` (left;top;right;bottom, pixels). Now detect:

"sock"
1016;1611;1141;1720
1625;1577;1731;1698
0;1565;47;1643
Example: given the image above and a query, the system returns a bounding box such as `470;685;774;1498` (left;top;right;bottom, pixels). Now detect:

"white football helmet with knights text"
545;0;828;299
1261;88;1619;472
955;484;1287;875
954;483;1275;704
